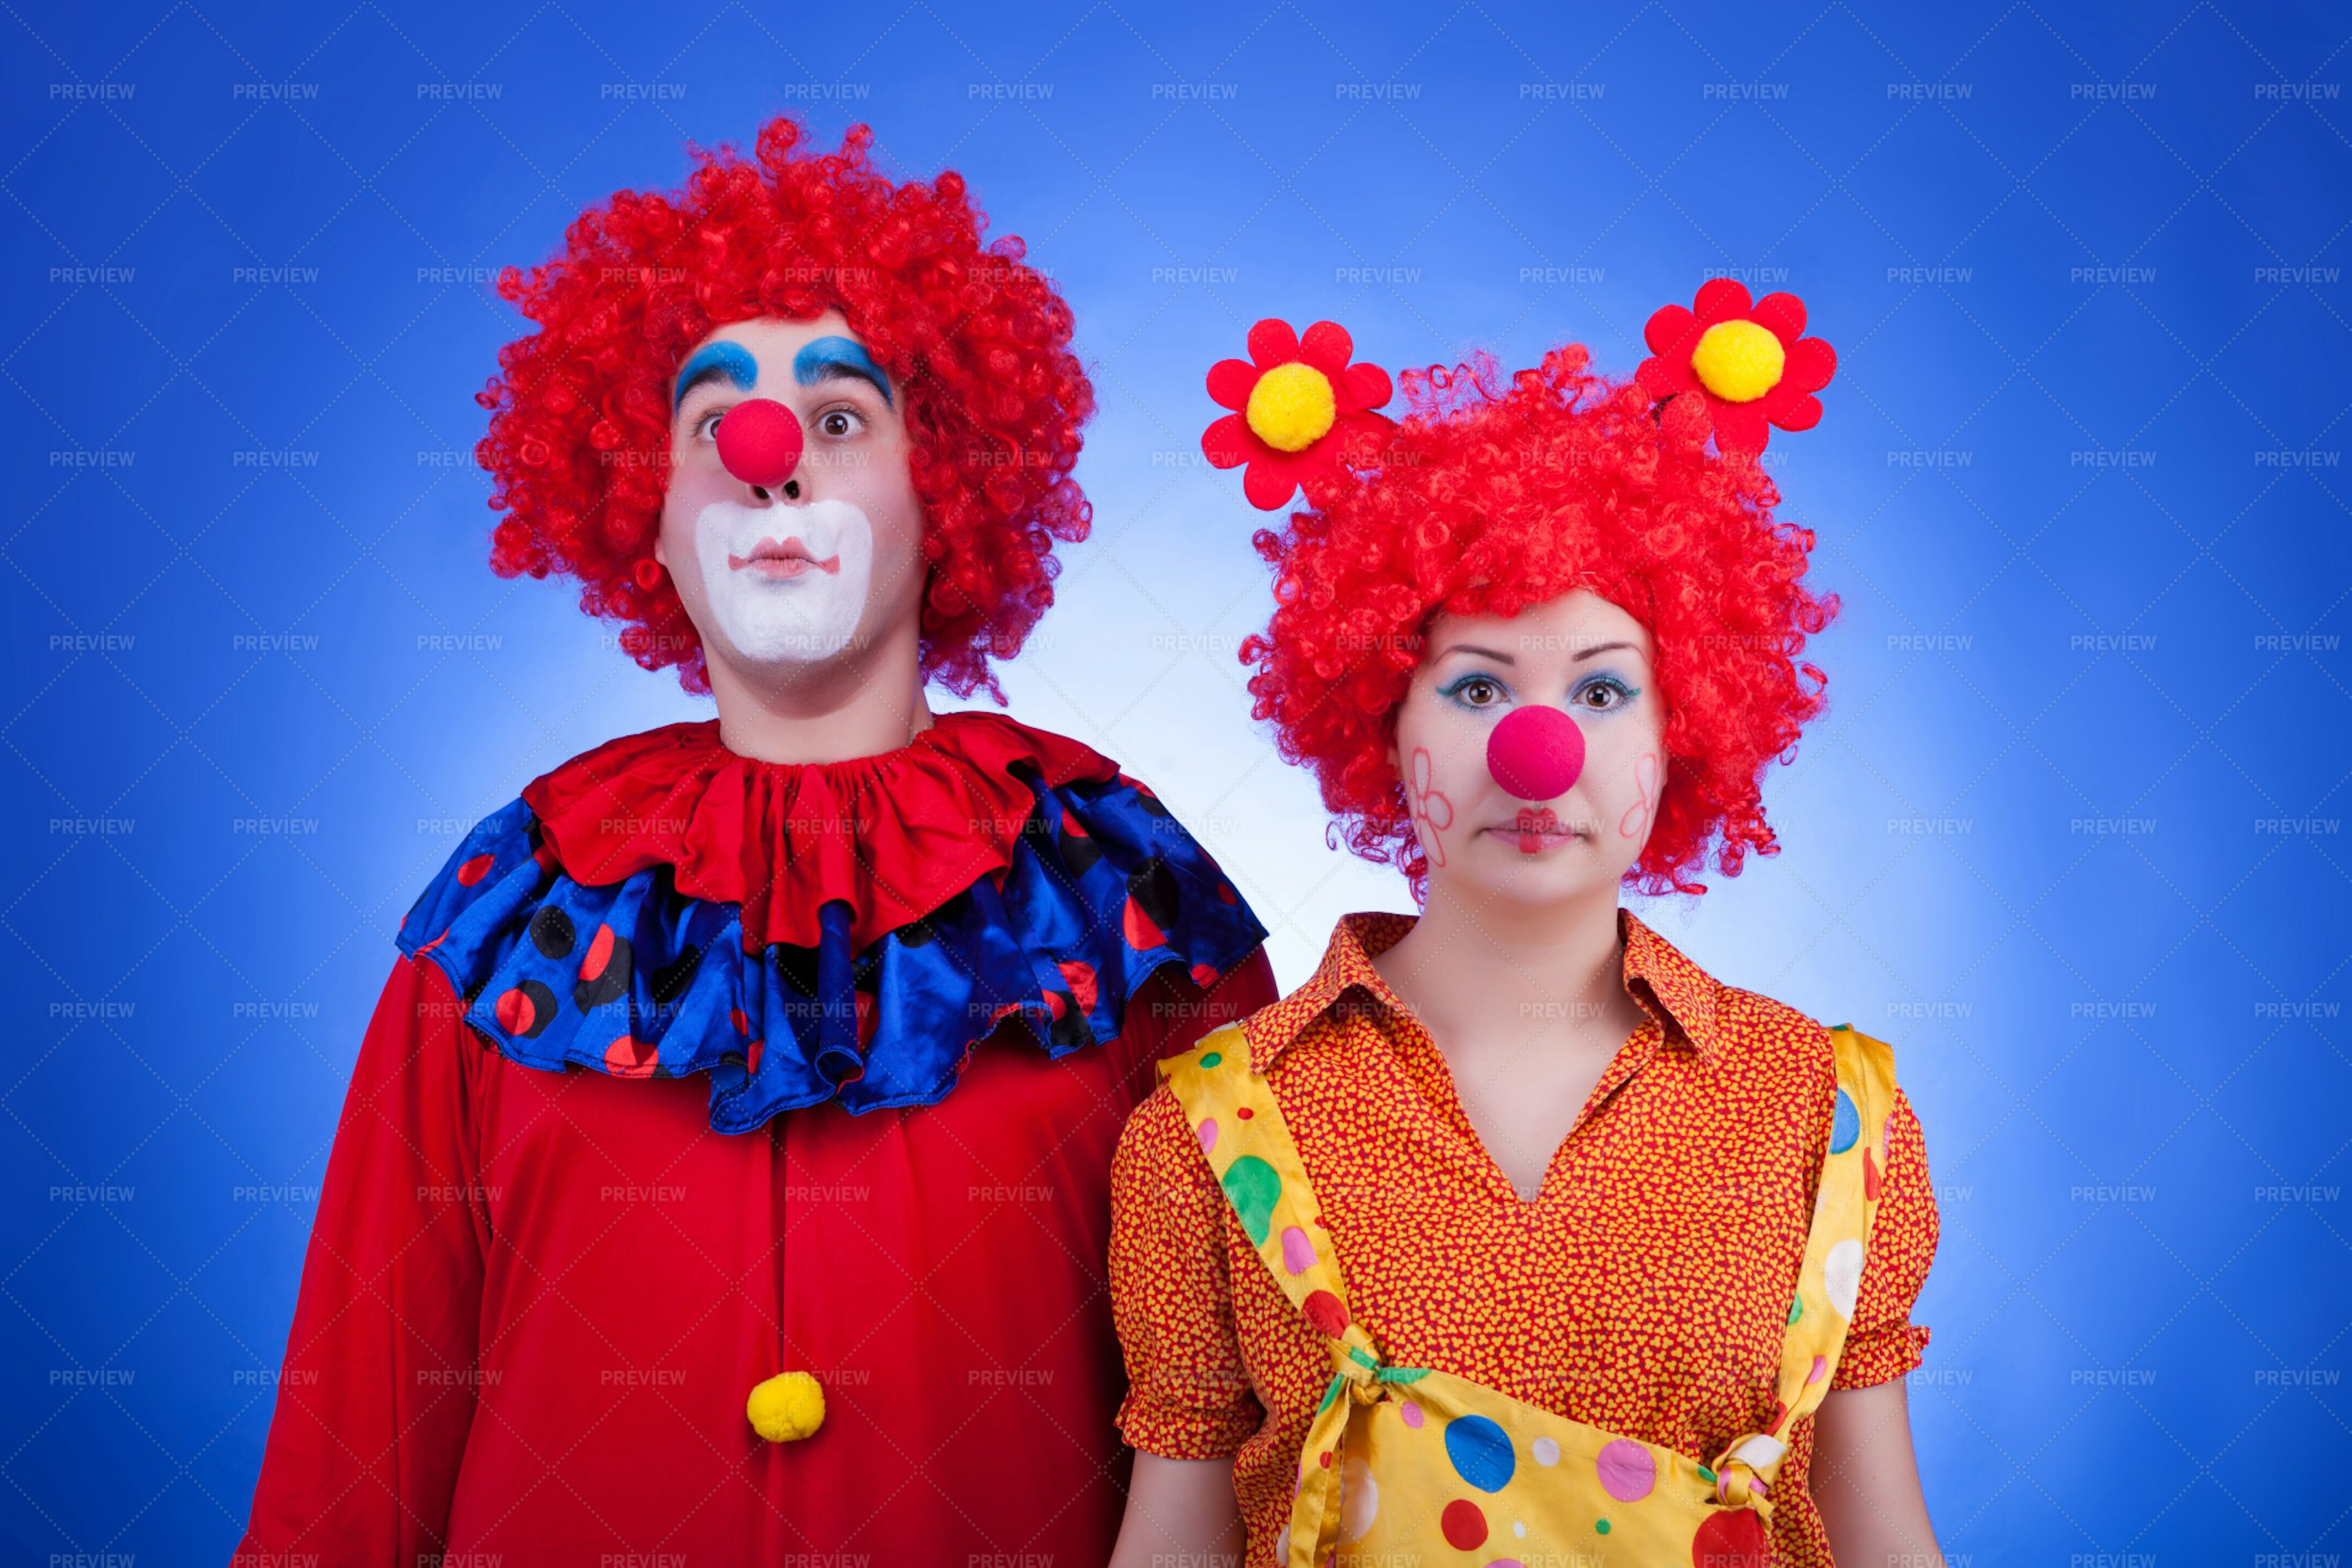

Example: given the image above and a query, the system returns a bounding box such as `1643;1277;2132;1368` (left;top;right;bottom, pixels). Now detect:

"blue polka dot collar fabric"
396;731;1268;1131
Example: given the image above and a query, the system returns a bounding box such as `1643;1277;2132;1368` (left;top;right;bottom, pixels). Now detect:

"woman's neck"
1371;880;1634;1054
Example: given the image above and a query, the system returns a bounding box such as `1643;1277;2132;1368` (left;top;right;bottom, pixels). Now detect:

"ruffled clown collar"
398;713;1268;1132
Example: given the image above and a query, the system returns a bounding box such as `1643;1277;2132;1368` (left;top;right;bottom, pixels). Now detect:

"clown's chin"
696;498;876;666
717;580;867;663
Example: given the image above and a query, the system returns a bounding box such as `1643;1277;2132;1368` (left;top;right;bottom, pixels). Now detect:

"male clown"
235;118;1276;1564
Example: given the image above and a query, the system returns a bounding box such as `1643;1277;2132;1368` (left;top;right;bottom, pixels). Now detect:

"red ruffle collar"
521;712;1121;954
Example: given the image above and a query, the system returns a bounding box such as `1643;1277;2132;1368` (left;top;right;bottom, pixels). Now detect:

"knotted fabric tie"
1287;1327;1431;1568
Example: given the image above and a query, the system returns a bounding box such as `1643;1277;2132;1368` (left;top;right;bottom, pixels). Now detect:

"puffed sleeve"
1109;946;1281;1085
1109;1080;1266;1458
235;952;491;1563
1830;1084;1940;1389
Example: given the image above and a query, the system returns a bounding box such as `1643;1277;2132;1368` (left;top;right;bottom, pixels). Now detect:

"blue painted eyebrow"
793;336;892;407
673;341;759;410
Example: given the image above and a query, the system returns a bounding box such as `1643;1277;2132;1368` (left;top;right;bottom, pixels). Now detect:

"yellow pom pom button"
747;1370;826;1442
1245;362;1338;452
1690;318;1786;403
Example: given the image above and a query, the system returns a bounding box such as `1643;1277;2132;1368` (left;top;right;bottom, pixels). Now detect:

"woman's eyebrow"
1434;638;1642;666
673;341;759;410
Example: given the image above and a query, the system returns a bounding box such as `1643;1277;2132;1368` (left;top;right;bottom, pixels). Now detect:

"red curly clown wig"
476;117;1093;698
1238;346;1839;899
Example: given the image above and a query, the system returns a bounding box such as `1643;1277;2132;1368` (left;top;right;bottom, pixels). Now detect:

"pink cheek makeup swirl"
1407;746;1455;869
1618;751;1662;840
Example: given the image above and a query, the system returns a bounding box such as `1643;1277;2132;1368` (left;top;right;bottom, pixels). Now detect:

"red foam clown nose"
1487;704;1586;801
714;398;804;489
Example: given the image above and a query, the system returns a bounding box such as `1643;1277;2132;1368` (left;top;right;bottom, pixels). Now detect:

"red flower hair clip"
1636;279;1836;454
1202;319;1393;510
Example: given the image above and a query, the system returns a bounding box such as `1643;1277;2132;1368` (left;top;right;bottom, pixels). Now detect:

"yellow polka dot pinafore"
1159;1019;1899;1567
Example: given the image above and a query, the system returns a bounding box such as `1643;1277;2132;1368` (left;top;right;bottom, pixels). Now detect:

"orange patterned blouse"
1109;907;1939;1567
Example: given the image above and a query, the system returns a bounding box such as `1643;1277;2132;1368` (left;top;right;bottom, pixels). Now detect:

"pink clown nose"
714;398;804;489
1487;705;1586;801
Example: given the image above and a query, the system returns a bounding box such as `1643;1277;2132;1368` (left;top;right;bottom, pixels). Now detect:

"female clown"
1106;296;1945;1567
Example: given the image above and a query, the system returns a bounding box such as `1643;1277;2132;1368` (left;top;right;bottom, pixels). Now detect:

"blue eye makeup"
1436;670;1640;715
793;335;892;407
673;341;759;410
1437;673;1512;709
1572;673;1641;710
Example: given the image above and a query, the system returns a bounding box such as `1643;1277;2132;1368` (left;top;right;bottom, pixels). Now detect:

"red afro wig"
476;116;1093;699
1238;345;1839;899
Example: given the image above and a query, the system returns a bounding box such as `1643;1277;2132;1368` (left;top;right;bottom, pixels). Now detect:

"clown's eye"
1437;674;1509;710
1572;674;1638;711
692;407;725;441
815;407;865;439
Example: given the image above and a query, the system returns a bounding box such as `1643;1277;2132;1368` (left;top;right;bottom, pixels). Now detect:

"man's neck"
706;639;936;765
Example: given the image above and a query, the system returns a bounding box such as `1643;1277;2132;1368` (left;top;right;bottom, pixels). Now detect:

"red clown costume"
235;119;1277;1564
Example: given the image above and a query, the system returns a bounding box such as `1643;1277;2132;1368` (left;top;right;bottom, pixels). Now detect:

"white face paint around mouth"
694;496;875;664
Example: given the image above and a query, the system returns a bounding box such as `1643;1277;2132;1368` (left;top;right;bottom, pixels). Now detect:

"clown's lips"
1499;807;1588;855
728;537;842;579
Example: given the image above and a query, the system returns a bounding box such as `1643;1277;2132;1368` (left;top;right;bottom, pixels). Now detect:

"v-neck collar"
1244;905;1730;1069
1244;906;1727;1205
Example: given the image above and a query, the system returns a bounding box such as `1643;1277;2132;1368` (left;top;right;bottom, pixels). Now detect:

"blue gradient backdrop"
5;1;2347;1561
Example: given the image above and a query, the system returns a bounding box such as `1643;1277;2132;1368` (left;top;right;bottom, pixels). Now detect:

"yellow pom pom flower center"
1245;362;1338;452
747;1370;826;1442
1690;318;1787;403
